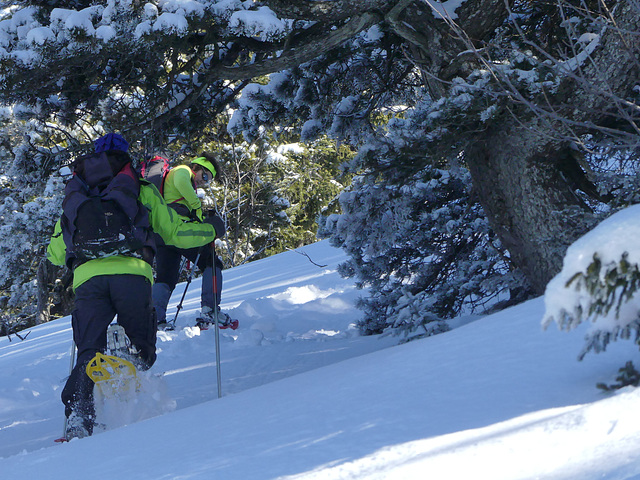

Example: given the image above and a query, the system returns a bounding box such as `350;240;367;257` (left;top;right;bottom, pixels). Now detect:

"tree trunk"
462;2;639;295
465;122;596;295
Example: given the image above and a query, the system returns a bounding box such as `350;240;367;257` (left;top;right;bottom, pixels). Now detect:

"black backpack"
139;155;171;195
61;152;155;269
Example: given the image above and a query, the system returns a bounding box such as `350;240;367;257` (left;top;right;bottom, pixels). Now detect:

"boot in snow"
196;306;238;330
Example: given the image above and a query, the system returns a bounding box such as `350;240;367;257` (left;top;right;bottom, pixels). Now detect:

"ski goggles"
192;157;217;181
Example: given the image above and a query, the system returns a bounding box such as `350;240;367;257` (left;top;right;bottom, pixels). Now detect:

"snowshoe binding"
196;307;239;330
157;321;176;332
87;324;142;395
107;324;134;355
105;324;148;368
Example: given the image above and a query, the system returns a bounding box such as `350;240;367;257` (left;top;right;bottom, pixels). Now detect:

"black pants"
155;244;217;290
61;274;156;430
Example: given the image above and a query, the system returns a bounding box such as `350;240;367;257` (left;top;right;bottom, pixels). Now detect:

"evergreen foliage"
553;252;640;360
543;204;640;367
597;361;640;391
263;138;352;255
319;157;525;337
0;117;75;329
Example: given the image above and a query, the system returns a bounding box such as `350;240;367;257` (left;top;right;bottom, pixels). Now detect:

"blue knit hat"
95;133;129;153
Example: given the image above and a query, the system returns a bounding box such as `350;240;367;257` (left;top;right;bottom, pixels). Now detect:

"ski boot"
196;306;239;330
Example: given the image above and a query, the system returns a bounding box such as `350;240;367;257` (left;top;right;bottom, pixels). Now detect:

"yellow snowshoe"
86;352;139;394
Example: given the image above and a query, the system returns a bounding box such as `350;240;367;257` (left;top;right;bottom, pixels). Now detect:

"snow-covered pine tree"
227;0;640;297
202;135;292;267
224;2;623;336
318;143;526;337
0;127;70;329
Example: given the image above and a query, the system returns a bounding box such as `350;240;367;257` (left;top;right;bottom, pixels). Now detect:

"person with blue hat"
94;132;129;153
47;134;222;440
152;153;234;330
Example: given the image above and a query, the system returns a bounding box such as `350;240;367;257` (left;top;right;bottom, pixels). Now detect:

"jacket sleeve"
47;219;66;266
140;183;216;249
172;166;202;211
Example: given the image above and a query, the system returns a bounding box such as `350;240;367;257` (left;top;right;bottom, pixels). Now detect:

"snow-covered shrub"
543;205;640;359
0;170;64;316
320;162;525;338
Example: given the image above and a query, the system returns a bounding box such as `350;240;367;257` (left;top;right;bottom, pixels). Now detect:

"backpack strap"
118;162;139;183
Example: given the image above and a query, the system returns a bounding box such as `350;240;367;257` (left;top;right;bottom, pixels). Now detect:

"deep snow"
0;239;639;479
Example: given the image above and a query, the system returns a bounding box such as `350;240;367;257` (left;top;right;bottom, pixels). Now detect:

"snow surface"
1;240;640;479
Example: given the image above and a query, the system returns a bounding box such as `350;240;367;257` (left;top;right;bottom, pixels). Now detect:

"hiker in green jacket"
152;153;233;330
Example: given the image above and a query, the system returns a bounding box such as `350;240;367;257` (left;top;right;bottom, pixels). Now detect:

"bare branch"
265;0;391;22
287;248;328;268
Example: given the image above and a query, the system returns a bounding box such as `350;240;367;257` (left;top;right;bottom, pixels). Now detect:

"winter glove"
204;214;225;238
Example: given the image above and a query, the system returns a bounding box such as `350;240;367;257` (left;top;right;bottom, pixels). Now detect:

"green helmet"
191;157;216;178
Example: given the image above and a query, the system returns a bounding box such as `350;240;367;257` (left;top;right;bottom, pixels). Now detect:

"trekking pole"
55;338;76;443
212;242;222;399
177;256;189;279
168;254;201;329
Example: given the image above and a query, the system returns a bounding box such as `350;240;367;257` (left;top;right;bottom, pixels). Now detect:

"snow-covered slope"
0;240;639;479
